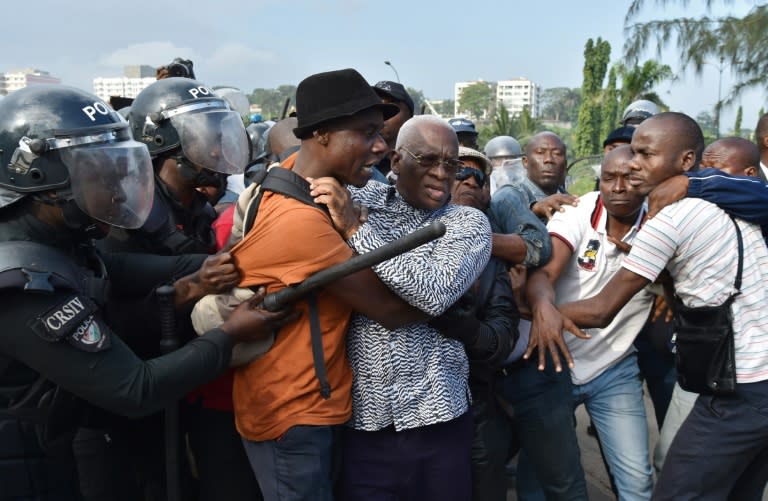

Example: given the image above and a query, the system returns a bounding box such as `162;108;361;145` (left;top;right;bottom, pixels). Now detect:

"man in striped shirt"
537;112;768;500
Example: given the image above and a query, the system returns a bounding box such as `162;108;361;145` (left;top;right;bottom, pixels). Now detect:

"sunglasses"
455;166;487;186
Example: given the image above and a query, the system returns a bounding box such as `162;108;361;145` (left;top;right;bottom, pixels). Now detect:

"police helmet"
484;136;522;159
448;117;478;136
0;85;154;229
214;87;251;117
246;122;273;163
129;77;249;175
622;100;660;126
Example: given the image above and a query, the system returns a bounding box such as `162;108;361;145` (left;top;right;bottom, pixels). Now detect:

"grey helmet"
484;136;522;159
622;100;660;126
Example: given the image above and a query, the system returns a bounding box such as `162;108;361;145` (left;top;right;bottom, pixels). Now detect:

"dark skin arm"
531;193;579;221
173;252;240;307
557;268;651;331
492;233;528;264
525;237;590;372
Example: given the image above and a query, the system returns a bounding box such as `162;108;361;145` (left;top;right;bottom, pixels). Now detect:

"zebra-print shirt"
346;182;492;431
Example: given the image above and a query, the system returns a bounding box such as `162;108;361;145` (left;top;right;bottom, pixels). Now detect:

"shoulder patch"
67;315;111;352
29;295;98;342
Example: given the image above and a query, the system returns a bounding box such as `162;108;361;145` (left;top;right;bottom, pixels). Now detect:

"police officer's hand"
197;252;240;294
308;177;366;239
220;287;300;343
174;252;241;306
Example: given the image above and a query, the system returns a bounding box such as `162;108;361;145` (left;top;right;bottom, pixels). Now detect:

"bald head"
395;115;456;150
525;131;566;156
268;117;301;158
643;112;704;165
701;137;760;177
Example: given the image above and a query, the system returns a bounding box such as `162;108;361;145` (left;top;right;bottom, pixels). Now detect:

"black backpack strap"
307;292;331;400
727;214;744;293
259;166;326;211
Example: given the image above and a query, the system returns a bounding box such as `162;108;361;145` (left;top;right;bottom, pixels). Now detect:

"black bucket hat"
293;68;399;139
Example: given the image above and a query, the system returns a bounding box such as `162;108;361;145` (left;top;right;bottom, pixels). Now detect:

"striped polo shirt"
623;198;768;383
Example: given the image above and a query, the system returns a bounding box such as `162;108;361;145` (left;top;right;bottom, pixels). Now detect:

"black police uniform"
0;201;233;500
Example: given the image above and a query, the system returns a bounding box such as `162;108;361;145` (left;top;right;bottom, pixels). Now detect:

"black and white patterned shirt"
347;182;492;431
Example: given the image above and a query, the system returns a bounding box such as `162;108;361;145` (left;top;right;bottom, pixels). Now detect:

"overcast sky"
2;0;762;129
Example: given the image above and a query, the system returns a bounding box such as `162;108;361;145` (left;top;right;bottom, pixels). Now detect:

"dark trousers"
470;397;514;501
337;412;473;501
654;379;768;500
187;406;262;501
496;355;588;501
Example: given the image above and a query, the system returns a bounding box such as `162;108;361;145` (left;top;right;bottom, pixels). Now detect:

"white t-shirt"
547;191;654;384
623;198;768;383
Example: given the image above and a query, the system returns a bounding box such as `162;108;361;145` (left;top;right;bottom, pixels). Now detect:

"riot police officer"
101;77;251;255
0;85;294;500
484;135;525;195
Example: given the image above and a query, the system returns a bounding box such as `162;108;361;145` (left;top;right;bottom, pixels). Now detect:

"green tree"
624;1;768;101
574;38;612;157
733;105;743;137
601;67;619;141
540;87;581;123
696;110;718;145
458;82;493;120
248;85;296;120
431;99;455;117
616;60;673;113
406;87;427;115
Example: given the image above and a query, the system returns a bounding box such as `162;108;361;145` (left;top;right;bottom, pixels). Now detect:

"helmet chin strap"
59;199;108;240
175;156;228;190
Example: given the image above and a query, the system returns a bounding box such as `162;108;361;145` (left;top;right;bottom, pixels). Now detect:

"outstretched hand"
531;194;579;221
524;301;590;372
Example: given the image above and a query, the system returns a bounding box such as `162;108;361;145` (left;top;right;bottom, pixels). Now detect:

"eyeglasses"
399;145;464;175
455;166;487;186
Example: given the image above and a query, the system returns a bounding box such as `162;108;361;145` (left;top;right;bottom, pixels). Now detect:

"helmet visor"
60;140;154;229
172;110;249;175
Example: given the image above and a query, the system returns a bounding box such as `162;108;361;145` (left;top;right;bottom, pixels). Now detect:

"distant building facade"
0;68;61;95
496;77;540;118
454;80;492;118
93;65;157;102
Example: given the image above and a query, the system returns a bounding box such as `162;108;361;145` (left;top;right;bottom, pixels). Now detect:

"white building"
0;69;61;95
454;80;492;118
93;66;157;103
496;77;540;117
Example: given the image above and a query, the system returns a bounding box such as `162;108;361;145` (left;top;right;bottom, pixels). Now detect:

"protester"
526;145;655;500
229;68;427;501
371;80;414;182
542;112;768;500
449;117;480;149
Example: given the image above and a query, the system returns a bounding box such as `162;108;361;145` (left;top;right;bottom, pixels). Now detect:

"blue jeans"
497;355;588;501
654;379;768;500
574;353;653;501
242;425;336;501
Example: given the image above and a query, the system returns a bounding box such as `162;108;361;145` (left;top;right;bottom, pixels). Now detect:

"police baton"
262;221;446;311
156;284;182;501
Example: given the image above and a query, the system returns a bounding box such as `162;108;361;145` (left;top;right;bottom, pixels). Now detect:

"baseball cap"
372;81;415;116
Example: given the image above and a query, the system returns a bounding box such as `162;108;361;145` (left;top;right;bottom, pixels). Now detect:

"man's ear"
522;155;529;170
745;165;758;177
313;129;330;146
390;150;402;175
680;149;697;173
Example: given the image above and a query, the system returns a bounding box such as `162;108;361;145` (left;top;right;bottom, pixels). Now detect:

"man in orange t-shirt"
230;68;426;501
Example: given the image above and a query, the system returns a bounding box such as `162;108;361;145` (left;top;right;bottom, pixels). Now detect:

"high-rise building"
454;80;492;118
0;68;61;95
496;78;540;118
92;66;157;103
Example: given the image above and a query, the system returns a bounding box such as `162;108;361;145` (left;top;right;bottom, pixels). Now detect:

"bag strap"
307;292;332;399
727;214;744;294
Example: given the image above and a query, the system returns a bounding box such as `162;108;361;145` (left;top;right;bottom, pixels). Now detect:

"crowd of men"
0;62;766;501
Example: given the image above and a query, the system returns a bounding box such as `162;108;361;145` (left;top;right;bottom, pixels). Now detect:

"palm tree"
623;1;768;102
615;60;674;113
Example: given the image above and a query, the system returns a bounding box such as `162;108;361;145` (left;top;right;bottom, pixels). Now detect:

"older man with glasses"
318;115;492;500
